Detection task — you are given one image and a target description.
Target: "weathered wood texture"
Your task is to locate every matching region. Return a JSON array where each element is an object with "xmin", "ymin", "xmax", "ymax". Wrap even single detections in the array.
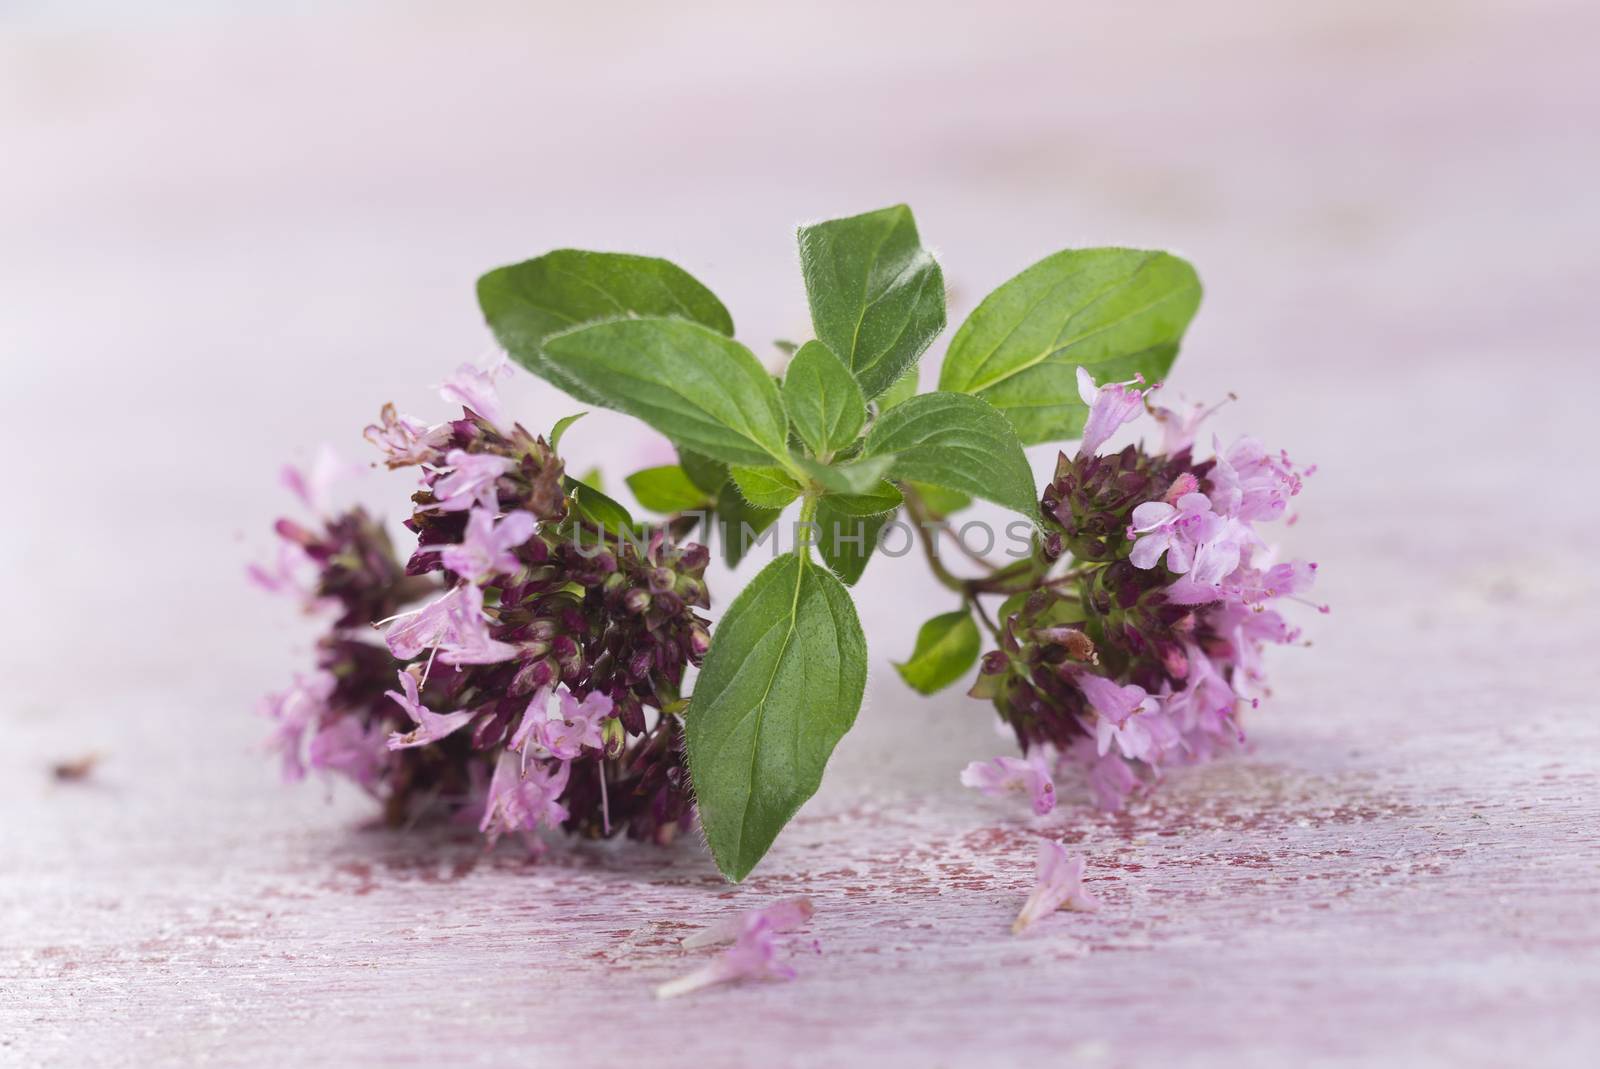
[{"xmin": 2, "ymin": 1, "xmax": 1597, "ymax": 1066}]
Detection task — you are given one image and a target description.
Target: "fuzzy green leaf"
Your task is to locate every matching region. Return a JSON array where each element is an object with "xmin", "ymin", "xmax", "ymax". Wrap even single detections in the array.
[
  {"xmin": 938, "ymin": 248, "xmax": 1201, "ymax": 445},
  {"xmin": 894, "ymin": 610, "xmax": 981, "ymax": 695},
  {"xmin": 730, "ymin": 465, "xmax": 803, "ymax": 510},
  {"xmin": 687, "ymin": 555, "xmax": 867, "ymax": 881},
  {"xmin": 478, "ymin": 250, "xmax": 732, "ymax": 384},
  {"xmin": 815, "ymin": 500, "xmax": 895, "ymax": 586},
  {"xmin": 876, "ymin": 365, "xmax": 920, "ymax": 412},
  {"xmin": 548, "ymin": 412, "xmax": 586, "ymax": 453},
  {"xmin": 714, "ymin": 493, "xmax": 782, "ymax": 568},
  {"xmin": 781, "ymin": 340, "xmax": 867, "ymax": 459},
  {"xmin": 816, "ymin": 481, "xmax": 902, "ymax": 517},
  {"xmin": 863, "ymin": 392, "xmax": 1037, "ymax": 518},
  {"xmin": 798, "ymin": 205, "xmax": 946, "ymax": 400},
  {"xmin": 564, "ymin": 476, "xmax": 636, "ymax": 533},
  {"xmin": 625, "ymin": 465, "xmax": 711, "ymax": 514},
  {"xmin": 795, "ymin": 454, "xmax": 897, "ymax": 497},
  {"xmin": 677, "ymin": 449, "xmax": 730, "ymax": 496},
  {"xmin": 906, "ymin": 481, "xmax": 971, "ymax": 519},
  {"xmin": 542, "ymin": 318, "xmax": 789, "ymax": 468}
]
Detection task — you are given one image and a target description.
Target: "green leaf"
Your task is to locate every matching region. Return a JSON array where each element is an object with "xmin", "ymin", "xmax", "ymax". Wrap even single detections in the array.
[
  {"xmin": 798, "ymin": 204, "xmax": 946, "ymax": 400},
  {"xmin": 686, "ymin": 555, "xmax": 867, "ymax": 881},
  {"xmin": 894, "ymin": 610, "xmax": 981, "ymax": 695},
  {"xmin": 795, "ymin": 454, "xmax": 897, "ymax": 497},
  {"xmin": 714, "ymin": 493, "xmax": 782, "ymax": 568},
  {"xmin": 781, "ymin": 340, "xmax": 866, "ymax": 459},
  {"xmin": 478, "ymin": 250, "xmax": 733, "ymax": 382},
  {"xmin": 906, "ymin": 480, "xmax": 971, "ymax": 519},
  {"xmin": 673, "ymin": 449, "xmax": 773, "ymax": 562},
  {"xmin": 730, "ymin": 465, "xmax": 803, "ymax": 510},
  {"xmin": 677, "ymin": 449, "xmax": 729, "ymax": 496},
  {"xmin": 817, "ymin": 480, "xmax": 902, "ymax": 517},
  {"xmin": 625, "ymin": 465, "xmax": 711, "ymax": 514},
  {"xmin": 863, "ymin": 392, "xmax": 1038, "ymax": 518},
  {"xmin": 542, "ymin": 318, "xmax": 790, "ymax": 468},
  {"xmin": 564, "ymin": 476, "xmax": 636, "ymax": 533},
  {"xmin": 938, "ymin": 248, "xmax": 1201, "ymax": 445},
  {"xmin": 815, "ymin": 500, "xmax": 895, "ymax": 586},
  {"xmin": 548, "ymin": 411, "xmax": 585, "ymax": 453},
  {"xmin": 876, "ymin": 365, "xmax": 919, "ymax": 412}
]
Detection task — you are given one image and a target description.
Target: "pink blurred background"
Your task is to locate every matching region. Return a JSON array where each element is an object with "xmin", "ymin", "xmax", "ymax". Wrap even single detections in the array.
[{"xmin": 3, "ymin": 2, "xmax": 1596, "ymax": 1064}]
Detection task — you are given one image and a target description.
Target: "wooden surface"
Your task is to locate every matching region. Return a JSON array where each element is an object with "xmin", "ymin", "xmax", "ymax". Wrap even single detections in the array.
[{"xmin": 3, "ymin": 1, "xmax": 1598, "ymax": 1065}]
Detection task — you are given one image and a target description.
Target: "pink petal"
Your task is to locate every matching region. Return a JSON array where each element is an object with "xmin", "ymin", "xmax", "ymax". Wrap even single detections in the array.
[{"xmin": 681, "ymin": 898, "xmax": 817, "ymax": 949}]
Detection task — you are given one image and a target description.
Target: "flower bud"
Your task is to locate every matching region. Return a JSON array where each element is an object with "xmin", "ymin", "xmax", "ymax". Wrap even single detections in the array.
[
  {"xmin": 471, "ymin": 704, "xmax": 512, "ymax": 750},
  {"xmin": 615, "ymin": 692, "xmax": 646, "ymax": 735},
  {"xmin": 628, "ymin": 648, "xmax": 654, "ymax": 682},
  {"xmin": 552, "ymin": 636, "xmax": 583, "ymax": 677},
  {"xmin": 1035, "ymin": 626, "xmax": 1095, "ymax": 662},
  {"xmin": 688, "ymin": 623, "xmax": 712, "ymax": 658},
  {"xmin": 602, "ymin": 716, "xmax": 626, "ymax": 757},
  {"xmin": 512, "ymin": 656, "xmax": 558, "ymax": 694}
]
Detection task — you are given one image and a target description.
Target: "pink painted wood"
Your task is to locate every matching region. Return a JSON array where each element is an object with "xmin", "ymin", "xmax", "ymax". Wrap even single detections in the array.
[{"xmin": 3, "ymin": 1, "xmax": 1598, "ymax": 1065}]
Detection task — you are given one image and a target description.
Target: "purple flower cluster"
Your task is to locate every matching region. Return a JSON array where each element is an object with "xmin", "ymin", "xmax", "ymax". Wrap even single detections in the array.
[
  {"xmin": 967, "ymin": 368, "xmax": 1324, "ymax": 813},
  {"xmin": 255, "ymin": 359, "xmax": 710, "ymax": 846}
]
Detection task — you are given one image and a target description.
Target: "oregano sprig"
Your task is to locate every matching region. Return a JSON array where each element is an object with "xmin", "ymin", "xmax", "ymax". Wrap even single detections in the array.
[{"xmin": 470, "ymin": 205, "xmax": 1205, "ymax": 880}]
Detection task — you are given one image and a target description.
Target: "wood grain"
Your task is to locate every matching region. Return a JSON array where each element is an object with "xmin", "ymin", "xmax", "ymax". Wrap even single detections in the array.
[{"xmin": 2, "ymin": 1, "xmax": 1597, "ymax": 1065}]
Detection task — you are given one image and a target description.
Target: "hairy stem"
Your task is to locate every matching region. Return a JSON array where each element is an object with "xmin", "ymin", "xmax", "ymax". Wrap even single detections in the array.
[{"xmin": 796, "ymin": 494, "xmax": 819, "ymax": 562}]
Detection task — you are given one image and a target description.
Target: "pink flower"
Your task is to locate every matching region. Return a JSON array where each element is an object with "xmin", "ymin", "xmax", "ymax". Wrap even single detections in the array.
[
  {"xmin": 1149, "ymin": 402, "xmax": 1207, "ymax": 454},
  {"xmin": 508, "ymin": 686, "xmax": 614, "ymax": 761},
  {"xmin": 1167, "ymin": 556, "xmax": 1321, "ymax": 610},
  {"xmin": 1208, "ymin": 435, "xmax": 1305, "ymax": 522},
  {"xmin": 382, "ymin": 584, "xmax": 470, "ymax": 658},
  {"xmin": 1013, "ymin": 840, "xmax": 1100, "ymax": 934},
  {"xmin": 1060, "ymin": 737, "xmax": 1143, "ymax": 811},
  {"xmin": 440, "ymin": 508, "xmax": 536, "ymax": 582},
  {"xmin": 1162, "ymin": 646, "xmax": 1243, "ymax": 741},
  {"xmin": 1128, "ymin": 493, "xmax": 1253, "ymax": 588},
  {"xmin": 960, "ymin": 750, "xmax": 1057, "ymax": 815},
  {"xmin": 1206, "ymin": 602, "xmax": 1303, "ymax": 689},
  {"xmin": 681, "ymin": 898, "xmax": 816, "ymax": 950},
  {"xmin": 260, "ymin": 671, "xmax": 337, "ymax": 783},
  {"xmin": 507, "ymin": 687, "xmax": 552, "ymax": 757},
  {"xmin": 540, "ymin": 689, "xmax": 613, "ymax": 759},
  {"xmin": 430, "ymin": 450, "xmax": 514, "ymax": 513},
  {"xmin": 1076, "ymin": 366, "xmax": 1149, "ymax": 458},
  {"xmin": 1078, "ymin": 673, "xmax": 1173, "ymax": 762},
  {"xmin": 1258, "ymin": 560, "xmax": 1318, "ymax": 600},
  {"xmin": 280, "ymin": 446, "xmax": 357, "ymax": 514},
  {"xmin": 1087, "ymin": 748, "xmax": 1142, "ymax": 811},
  {"xmin": 1127, "ymin": 492, "xmax": 1214, "ymax": 573},
  {"xmin": 1148, "ymin": 392, "xmax": 1234, "ymax": 455},
  {"xmin": 246, "ymin": 542, "xmax": 318, "ymax": 604},
  {"xmin": 363, "ymin": 403, "xmax": 447, "ymax": 468},
  {"xmin": 384, "ymin": 668, "xmax": 478, "ymax": 750},
  {"xmin": 479, "ymin": 752, "xmax": 570, "ymax": 846},
  {"xmin": 307, "ymin": 716, "xmax": 388, "ymax": 789},
  {"xmin": 656, "ymin": 915, "xmax": 799, "ymax": 999},
  {"xmin": 439, "ymin": 357, "xmax": 511, "ymax": 431},
  {"xmin": 381, "ymin": 584, "xmax": 519, "ymax": 665}
]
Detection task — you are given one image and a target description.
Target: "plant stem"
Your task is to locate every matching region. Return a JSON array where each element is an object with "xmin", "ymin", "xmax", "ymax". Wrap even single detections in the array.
[
  {"xmin": 796, "ymin": 494, "xmax": 819, "ymax": 562},
  {"xmin": 970, "ymin": 595, "xmax": 1001, "ymax": 640},
  {"xmin": 938, "ymin": 521, "xmax": 1001, "ymax": 571}
]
